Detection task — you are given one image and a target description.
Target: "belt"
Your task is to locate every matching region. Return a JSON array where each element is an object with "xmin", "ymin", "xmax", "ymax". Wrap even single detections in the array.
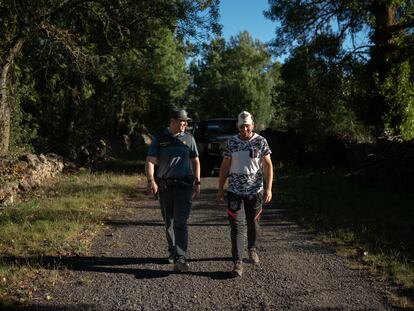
[
  {"xmin": 158, "ymin": 177, "xmax": 186, "ymax": 182},
  {"xmin": 156, "ymin": 177, "xmax": 193, "ymax": 189}
]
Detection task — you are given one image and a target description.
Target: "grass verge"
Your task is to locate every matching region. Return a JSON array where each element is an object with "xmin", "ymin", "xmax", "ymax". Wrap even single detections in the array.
[
  {"xmin": 276, "ymin": 167, "xmax": 414, "ymax": 309},
  {"xmin": 0, "ymin": 149, "xmax": 148, "ymax": 306}
]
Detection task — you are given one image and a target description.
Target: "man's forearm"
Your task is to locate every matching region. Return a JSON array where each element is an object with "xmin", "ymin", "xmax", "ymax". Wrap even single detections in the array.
[
  {"xmin": 218, "ymin": 158, "xmax": 231, "ymax": 191},
  {"xmin": 264, "ymin": 170, "xmax": 273, "ymax": 191},
  {"xmin": 263, "ymin": 156, "xmax": 273, "ymax": 191},
  {"xmin": 218, "ymin": 175, "xmax": 227, "ymax": 191},
  {"xmin": 145, "ymin": 159, "xmax": 156, "ymax": 181},
  {"xmin": 191, "ymin": 157, "xmax": 201, "ymax": 181}
]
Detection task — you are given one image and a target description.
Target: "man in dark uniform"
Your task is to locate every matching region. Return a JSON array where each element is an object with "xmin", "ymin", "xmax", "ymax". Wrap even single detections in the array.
[{"xmin": 145, "ymin": 109, "xmax": 201, "ymax": 272}]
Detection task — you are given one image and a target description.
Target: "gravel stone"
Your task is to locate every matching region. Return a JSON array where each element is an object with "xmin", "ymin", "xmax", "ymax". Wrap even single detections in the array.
[{"xmin": 22, "ymin": 177, "xmax": 391, "ymax": 310}]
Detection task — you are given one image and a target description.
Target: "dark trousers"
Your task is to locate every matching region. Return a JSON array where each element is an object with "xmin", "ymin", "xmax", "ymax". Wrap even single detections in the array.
[
  {"xmin": 159, "ymin": 185, "xmax": 193, "ymax": 259},
  {"xmin": 227, "ymin": 191, "xmax": 263, "ymax": 262}
]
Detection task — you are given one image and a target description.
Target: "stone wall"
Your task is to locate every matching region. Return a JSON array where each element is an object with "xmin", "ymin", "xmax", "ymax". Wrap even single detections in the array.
[{"xmin": 0, "ymin": 154, "xmax": 65, "ymax": 205}]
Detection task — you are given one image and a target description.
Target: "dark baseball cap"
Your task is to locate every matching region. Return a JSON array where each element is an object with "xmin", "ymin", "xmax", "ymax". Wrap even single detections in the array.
[{"xmin": 170, "ymin": 109, "xmax": 191, "ymax": 121}]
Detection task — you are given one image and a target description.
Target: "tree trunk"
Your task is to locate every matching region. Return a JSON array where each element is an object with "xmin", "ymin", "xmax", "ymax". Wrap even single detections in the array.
[
  {"xmin": 367, "ymin": 1, "xmax": 398, "ymax": 133},
  {"xmin": 370, "ymin": 1, "xmax": 397, "ymax": 82},
  {"xmin": 0, "ymin": 39, "xmax": 24, "ymax": 156},
  {"xmin": 0, "ymin": 105, "xmax": 11, "ymax": 157}
]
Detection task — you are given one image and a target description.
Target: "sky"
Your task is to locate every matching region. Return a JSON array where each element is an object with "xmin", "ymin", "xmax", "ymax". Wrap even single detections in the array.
[
  {"xmin": 219, "ymin": 0, "xmax": 276, "ymax": 44},
  {"xmin": 218, "ymin": 1, "xmax": 369, "ymax": 63}
]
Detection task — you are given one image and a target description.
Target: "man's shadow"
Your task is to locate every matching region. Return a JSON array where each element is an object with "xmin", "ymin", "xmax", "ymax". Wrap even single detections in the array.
[{"xmin": 0, "ymin": 255, "xmax": 234, "ymax": 280}]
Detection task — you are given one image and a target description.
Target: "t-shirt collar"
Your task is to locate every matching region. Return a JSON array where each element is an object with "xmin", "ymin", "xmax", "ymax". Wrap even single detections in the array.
[{"xmin": 237, "ymin": 132, "xmax": 256, "ymax": 141}]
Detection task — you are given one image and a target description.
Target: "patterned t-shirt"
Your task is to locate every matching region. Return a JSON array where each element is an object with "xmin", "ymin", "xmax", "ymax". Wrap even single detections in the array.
[{"xmin": 223, "ymin": 133, "xmax": 272, "ymax": 196}]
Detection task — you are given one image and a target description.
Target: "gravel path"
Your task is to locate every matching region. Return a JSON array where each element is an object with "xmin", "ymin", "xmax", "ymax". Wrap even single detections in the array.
[{"xmin": 24, "ymin": 177, "xmax": 391, "ymax": 310}]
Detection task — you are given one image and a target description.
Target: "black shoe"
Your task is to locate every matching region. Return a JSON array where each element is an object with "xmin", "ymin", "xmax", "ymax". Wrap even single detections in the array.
[
  {"xmin": 168, "ymin": 253, "xmax": 174, "ymax": 264},
  {"xmin": 174, "ymin": 256, "xmax": 189, "ymax": 272}
]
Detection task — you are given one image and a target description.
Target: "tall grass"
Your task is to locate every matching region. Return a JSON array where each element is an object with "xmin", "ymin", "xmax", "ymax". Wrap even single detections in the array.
[{"xmin": 276, "ymin": 167, "xmax": 414, "ymax": 290}]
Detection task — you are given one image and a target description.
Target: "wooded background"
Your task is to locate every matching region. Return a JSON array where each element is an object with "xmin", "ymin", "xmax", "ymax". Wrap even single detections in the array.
[{"xmin": 1, "ymin": 0, "xmax": 413, "ymax": 163}]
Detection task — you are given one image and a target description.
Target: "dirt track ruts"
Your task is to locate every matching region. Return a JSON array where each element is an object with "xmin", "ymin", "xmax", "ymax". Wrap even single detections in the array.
[{"xmin": 21, "ymin": 177, "xmax": 391, "ymax": 310}]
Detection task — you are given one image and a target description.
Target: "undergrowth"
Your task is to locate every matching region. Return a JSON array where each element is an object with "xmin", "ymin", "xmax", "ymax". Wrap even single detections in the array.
[{"xmin": 276, "ymin": 167, "xmax": 414, "ymax": 308}]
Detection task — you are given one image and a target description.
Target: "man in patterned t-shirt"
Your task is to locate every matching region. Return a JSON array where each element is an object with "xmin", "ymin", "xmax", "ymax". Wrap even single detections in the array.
[{"xmin": 217, "ymin": 111, "xmax": 273, "ymax": 277}]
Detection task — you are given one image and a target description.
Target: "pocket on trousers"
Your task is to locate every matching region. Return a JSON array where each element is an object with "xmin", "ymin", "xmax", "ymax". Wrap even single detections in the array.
[{"xmin": 227, "ymin": 192, "xmax": 242, "ymax": 212}]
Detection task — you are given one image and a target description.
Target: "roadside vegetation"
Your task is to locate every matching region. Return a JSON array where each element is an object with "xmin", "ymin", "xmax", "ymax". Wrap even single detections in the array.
[
  {"xmin": 0, "ymin": 150, "xmax": 147, "ymax": 306},
  {"xmin": 276, "ymin": 167, "xmax": 414, "ymax": 308},
  {"xmin": 0, "ymin": 149, "xmax": 412, "ymax": 308},
  {"xmin": 0, "ymin": 1, "xmax": 413, "ymax": 308}
]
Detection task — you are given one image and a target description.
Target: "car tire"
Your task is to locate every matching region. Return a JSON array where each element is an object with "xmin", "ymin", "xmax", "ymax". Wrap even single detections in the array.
[{"xmin": 201, "ymin": 157, "xmax": 214, "ymax": 177}]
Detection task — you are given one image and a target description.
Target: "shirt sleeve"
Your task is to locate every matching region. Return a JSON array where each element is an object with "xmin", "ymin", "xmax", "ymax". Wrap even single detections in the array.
[
  {"xmin": 261, "ymin": 137, "xmax": 272, "ymax": 157},
  {"xmin": 189, "ymin": 136, "xmax": 199, "ymax": 158},
  {"xmin": 147, "ymin": 135, "xmax": 159, "ymax": 157},
  {"xmin": 223, "ymin": 138, "xmax": 232, "ymax": 158}
]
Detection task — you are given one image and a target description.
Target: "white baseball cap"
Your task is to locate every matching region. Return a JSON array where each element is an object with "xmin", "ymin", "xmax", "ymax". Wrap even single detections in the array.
[{"xmin": 237, "ymin": 111, "xmax": 254, "ymax": 126}]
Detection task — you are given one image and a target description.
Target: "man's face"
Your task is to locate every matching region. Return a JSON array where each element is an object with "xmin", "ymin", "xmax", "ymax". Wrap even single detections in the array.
[
  {"xmin": 238, "ymin": 123, "xmax": 254, "ymax": 139},
  {"xmin": 170, "ymin": 118, "xmax": 188, "ymax": 134}
]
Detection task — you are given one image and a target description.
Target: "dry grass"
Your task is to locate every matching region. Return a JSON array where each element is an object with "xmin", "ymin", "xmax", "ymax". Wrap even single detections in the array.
[{"xmin": 0, "ymin": 169, "xmax": 147, "ymax": 305}]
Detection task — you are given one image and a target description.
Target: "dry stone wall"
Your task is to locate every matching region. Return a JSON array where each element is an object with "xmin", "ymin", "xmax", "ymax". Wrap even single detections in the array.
[{"xmin": 0, "ymin": 154, "xmax": 65, "ymax": 205}]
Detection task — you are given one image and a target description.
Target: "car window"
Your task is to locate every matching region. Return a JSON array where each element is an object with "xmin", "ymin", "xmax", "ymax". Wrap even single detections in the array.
[{"xmin": 205, "ymin": 120, "xmax": 237, "ymax": 135}]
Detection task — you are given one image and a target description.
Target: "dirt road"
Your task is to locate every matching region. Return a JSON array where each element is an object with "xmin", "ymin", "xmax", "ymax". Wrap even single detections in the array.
[{"xmin": 22, "ymin": 177, "xmax": 391, "ymax": 310}]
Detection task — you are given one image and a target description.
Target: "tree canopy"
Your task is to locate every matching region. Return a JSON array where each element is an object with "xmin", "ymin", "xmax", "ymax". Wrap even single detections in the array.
[
  {"xmin": 190, "ymin": 31, "xmax": 279, "ymax": 129},
  {"xmin": 1, "ymin": 0, "xmax": 413, "ymax": 160},
  {"xmin": 265, "ymin": 0, "xmax": 414, "ymax": 139},
  {"xmin": 0, "ymin": 0, "xmax": 220, "ymax": 155}
]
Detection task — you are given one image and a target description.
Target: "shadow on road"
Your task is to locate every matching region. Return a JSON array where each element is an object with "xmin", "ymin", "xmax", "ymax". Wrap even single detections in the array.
[{"xmin": 0, "ymin": 254, "xmax": 234, "ymax": 282}]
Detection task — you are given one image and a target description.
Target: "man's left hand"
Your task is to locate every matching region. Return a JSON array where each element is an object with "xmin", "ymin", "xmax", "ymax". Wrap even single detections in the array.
[
  {"xmin": 263, "ymin": 189, "xmax": 272, "ymax": 204},
  {"xmin": 193, "ymin": 184, "xmax": 201, "ymax": 198}
]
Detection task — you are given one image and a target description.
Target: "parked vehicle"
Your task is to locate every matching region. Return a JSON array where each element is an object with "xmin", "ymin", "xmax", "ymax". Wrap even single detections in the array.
[{"xmin": 192, "ymin": 118, "xmax": 238, "ymax": 176}]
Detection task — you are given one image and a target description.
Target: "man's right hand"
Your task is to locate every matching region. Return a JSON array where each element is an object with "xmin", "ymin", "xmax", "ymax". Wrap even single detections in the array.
[{"xmin": 216, "ymin": 189, "xmax": 225, "ymax": 204}]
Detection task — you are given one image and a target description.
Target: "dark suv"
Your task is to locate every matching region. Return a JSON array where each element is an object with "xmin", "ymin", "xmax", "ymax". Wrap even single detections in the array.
[{"xmin": 192, "ymin": 118, "xmax": 238, "ymax": 176}]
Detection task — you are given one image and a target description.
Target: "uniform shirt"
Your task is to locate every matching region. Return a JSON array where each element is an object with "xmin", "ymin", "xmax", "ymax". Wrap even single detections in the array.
[
  {"xmin": 223, "ymin": 133, "xmax": 271, "ymax": 196},
  {"xmin": 147, "ymin": 128, "xmax": 199, "ymax": 179}
]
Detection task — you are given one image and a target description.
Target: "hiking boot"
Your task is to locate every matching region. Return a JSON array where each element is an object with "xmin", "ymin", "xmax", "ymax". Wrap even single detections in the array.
[
  {"xmin": 232, "ymin": 260, "xmax": 243, "ymax": 277},
  {"xmin": 174, "ymin": 256, "xmax": 189, "ymax": 272},
  {"xmin": 248, "ymin": 249, "xmax": 259, "ymax": 264}
]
